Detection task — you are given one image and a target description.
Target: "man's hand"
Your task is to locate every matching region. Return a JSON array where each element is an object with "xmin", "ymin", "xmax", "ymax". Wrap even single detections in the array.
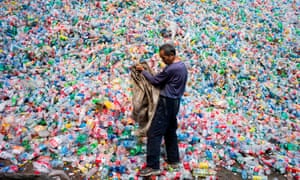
[{"xmin": 135, "ymin": 64, "xmax": 144, "ymax": 71}]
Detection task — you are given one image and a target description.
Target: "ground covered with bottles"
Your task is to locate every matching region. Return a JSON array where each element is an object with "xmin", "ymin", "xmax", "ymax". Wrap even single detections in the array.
[{"xmin": 0, "ymin": 0, "xmax": 299, "ymax": 179}]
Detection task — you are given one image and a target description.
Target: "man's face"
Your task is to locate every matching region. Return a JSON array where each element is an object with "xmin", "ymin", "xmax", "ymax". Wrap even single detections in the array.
[{"xmin": 159, "ymin": 50, "xmax": 175, "ymax": 65}]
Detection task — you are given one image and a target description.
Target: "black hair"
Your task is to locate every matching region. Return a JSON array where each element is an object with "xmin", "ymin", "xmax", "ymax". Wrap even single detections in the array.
[{"xmin": 159, "ymin": 43, "xmax": 176, "ymax": 56}]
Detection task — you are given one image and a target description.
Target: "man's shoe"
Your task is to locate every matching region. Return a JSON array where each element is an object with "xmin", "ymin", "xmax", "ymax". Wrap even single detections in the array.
[{"xmin": 139, "ymin": 167, "xmax": 161, "ymax": 176}]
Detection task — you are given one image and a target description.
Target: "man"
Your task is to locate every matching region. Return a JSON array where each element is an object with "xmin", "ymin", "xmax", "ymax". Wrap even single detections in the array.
[{"xmin": 136, "ymin": 43, "xmax": 188, "ymax": 176}]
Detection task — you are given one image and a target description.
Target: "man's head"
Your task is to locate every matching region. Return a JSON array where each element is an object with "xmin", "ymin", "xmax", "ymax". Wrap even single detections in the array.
[{"xmin": 159, "ymin": 43, "xmax": 176, "ymax": 65}]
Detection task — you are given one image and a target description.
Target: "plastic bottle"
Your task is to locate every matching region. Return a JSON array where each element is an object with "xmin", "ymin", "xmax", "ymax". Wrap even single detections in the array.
[
  {"xmin": 76, "ymin": 134, "xmax": 88, "ymax": 145},
  {"xmin": 0, "ymin": 165, "xmax": 18, "ymax": 173},
  {"xmin": 241, "ymin": 169, "xmax": 248, "ymax": 180},
  {"xmin": 50, "ymin": 159, "xmax": 64, "ymax": 168},
  {"xmin": 85, "ymin": 166, "xmax": 98, "ymax": 178},
  {"xmin": 0, "ymin": 151, "xmax": 18, "ymax": 164},
  {"xmin": 182, "ymin": 167, "xmax": 193, "ymax": 179},
  {"xmin": 32, "ymin": 161, "xmax": 51, "ymax": 173},
  {"xmin": 252, "ymin": 175, "xmax": 268, "ymax": 180}
]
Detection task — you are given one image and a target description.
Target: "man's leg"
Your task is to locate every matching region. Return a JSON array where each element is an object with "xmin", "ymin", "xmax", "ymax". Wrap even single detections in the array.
[
  {"xmin": 164, "ymin": 123, "xmax": 180, "ymax": 164},
  {"xmin": 146, "ymin": 98, "xmax": 168, "ymax": 170},
  {"xmin": 164, "ymin": 99, "xmax": 180, "ymax": 164}
]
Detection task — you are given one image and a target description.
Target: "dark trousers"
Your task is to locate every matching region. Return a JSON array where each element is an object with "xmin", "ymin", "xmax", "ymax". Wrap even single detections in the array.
[{"xmin": 146, "ymin": 95, "xmax": 180, "ymax": 169}]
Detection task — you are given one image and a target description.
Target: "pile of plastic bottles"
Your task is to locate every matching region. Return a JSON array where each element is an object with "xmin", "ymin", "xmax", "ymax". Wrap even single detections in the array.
[{"xmin": 0, "ymin": 0, "xmax": 299, "ymax": 179}]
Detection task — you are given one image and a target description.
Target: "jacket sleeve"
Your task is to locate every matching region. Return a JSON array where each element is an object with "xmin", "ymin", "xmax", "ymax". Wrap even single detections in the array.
[{"xmin": 141, "ymin": 69, "xmax": 169, "ymax": 87}]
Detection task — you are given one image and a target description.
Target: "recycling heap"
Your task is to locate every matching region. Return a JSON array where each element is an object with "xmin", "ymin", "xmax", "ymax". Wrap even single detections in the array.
[{"xmin": 0, "ymin": 0, "xmax": 299, "ymax": 179}]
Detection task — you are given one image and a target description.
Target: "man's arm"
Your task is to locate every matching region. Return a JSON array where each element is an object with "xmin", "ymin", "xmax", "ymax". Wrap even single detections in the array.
[{"xmin": 141, "ymin": 70, "xmax": 169, "ymax": 87}]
